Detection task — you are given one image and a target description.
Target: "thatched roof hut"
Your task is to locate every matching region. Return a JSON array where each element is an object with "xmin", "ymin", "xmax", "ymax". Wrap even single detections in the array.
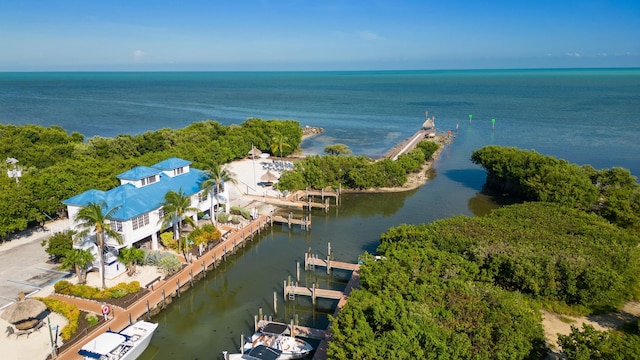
[{"xmin": 1, "ymin": 294, "xmax": 47, "ymax": 330}]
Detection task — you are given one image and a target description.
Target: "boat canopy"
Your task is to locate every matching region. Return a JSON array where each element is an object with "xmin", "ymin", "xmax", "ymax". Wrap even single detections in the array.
[
  {"xmin": 246, "ymin": 345, "xmax": 282, "ymax": 360},
  {"xmin": 78, "ymin": 332, "xmax": 127, "ymax": 358},
  {"xmin": 260, "ymin": 322, "xmax": 288, "ymax": 335}
]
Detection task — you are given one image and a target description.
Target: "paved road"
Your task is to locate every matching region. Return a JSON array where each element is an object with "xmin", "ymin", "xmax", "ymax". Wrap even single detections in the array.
[{"xmin": 0, "ymin": 220, "xmax": 71, "ymax": 309}]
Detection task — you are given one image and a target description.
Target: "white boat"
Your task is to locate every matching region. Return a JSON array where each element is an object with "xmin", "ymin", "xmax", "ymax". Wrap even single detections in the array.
[
  {"xmin": 78, "ymin": 320, "xmax": 158, "ymax": 360},
  {"xmin": 242, "ymin": 323, "xmax": 313, "ymax": 360},
  {"xmin": 224, "ymin": 344, "xmax": 282, "ymax": 360}
]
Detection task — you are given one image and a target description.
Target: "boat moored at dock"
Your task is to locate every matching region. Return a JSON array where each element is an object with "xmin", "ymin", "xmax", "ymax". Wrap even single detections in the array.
[
  {"xmin": 223, "ymin": 344, "xmax": 283, "ymax": 360},
  {"xmin": 78, "ymin": 320, "xmax": 158, "ymax": 360},
  {"xmin": 242, "ymin": 322, "xmax": 313, "ymax": 359}
]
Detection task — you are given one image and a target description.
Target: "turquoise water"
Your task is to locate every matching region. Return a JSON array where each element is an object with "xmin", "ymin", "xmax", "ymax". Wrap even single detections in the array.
[
  {"xmin": 1, "ymin": 69, "xmax": 639, "ymax": 174},
  {"xmin": 1, "ymin": 69, "xmax": 639, "ymax": 358}
]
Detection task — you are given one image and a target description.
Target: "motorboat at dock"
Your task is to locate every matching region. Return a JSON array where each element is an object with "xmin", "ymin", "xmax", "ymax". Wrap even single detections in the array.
[
  {"xmin": 242, "ymin": 322, "xmax": 313, "ymax": 359},
  {"xmin": 78, "ymin": 320, "xmax": 158, "ymax": 360},
  {"xmin": 223, "ymin": 344, "xmax": 282, "ymax": 360}
]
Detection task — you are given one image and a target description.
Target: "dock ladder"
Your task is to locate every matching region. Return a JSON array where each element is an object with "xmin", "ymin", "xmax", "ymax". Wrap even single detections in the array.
[{"xmin": 288, "ymin": 282, "xmax": 296, "ymax": 301}]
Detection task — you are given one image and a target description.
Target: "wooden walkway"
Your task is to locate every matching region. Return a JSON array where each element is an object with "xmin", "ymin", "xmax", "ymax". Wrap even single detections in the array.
[
  {"xmin": 283, "ymin": 282, "xmax": 343, "ymax": 304},
  {"xmin": 51, "ymin": 215, "xmax": 273, "ymax": 360},
  {"xmin": 290, "ymin": 188, "xmax": 340, "ymax": 212},
  {"xmin": 271, "ymin": 213, "xmax": 311, "ymax": 230},
  {"xmin": 313, "ymin": 266, "xmax": 361, "ymax": 360},
  {"xmin": 305, "ymin": 256, "xmax": 359, "ymax": 272}
]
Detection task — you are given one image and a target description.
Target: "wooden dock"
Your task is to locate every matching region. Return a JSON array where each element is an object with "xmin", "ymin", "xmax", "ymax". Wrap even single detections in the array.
[
  {"xmin": 283, "ymin": 281, "xmax": 343, "ymax": 304},
  {"xmin": 289, "ymin": 188, "xmax": 340, "ymax": 212},
  {"xmin": 304, "ymin": 242, "xmax": 359, "ymax": 274},
  {"xmin": 271, "ymin": 213, "xmax": 311, "ymax": 230},
  {"xmin": 305, "ymin": 255, "xmax": 359, "ymax": 273}
]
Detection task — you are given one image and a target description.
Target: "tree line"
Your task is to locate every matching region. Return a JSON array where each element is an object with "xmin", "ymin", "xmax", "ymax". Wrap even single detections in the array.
[
  {"xmin": 0, "ymin": 119, "xmax": 302, "ymax": 238},
  {"xmin": 276, "ymin": 140, "xmax": 440, "ymax": 191},
  {"xmin": 471, "ymin": 145, "xmax": 640, "ymax": 232},
  {"xmin": 328, "ymin": 146, "xmax": 640, "ymax": 359}
]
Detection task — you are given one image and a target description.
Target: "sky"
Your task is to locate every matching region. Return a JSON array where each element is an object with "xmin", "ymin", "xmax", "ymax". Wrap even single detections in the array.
[{"xmin": 1, "ymin": 0, "xmax": 639, "ymax": 71}]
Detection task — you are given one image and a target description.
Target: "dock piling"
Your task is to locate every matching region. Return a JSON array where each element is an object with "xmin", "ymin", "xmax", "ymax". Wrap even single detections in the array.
[{"xmin": 273, "ymin": 291, "xmax": 278, "ymax": 315}]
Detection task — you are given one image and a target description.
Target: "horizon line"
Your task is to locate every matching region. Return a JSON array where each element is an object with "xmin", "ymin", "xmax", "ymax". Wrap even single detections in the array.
[{"xmin": 1, "ymin": 66, "xmax": 639, "ymax": 74}]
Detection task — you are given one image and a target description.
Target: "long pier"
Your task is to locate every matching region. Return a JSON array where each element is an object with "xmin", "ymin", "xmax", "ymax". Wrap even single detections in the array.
[{"xmin": 385, "ymin": 129, "xmax": 428, "ymax": 160}]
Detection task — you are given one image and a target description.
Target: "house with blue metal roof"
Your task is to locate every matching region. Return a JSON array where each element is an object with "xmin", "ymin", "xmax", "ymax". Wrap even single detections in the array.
[{"xmin": 63, "ymin": 157, "xmax": 229, "ymax": 279}]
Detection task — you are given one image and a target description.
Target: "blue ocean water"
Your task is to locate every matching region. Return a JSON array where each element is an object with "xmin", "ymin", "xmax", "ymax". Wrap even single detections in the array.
[
  {"xmin": 1, "ymin": 69, "xmax": 639, "ymax": 175},
  {"xmin": 2, "ymin": 69, "xmax": 639, "ymax": 358}
]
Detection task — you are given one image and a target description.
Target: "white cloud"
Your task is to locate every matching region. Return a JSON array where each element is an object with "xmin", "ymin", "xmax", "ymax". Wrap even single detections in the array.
[
  {"xmin": 133, "ymin": 49, "xmax": 145, "ymax": 60},
  {"xmin": 566, "ymin": 52, "xmax": 581, "ymax": 57},
  {"xmin": 357, "ymin": 31, "xmax": 383, "ymax": 41}
]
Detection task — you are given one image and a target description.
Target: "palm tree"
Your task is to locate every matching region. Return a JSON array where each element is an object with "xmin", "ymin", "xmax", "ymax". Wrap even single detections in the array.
[
  {"xmin": 117, "ymin": 247, "xmax": 145, "ymax": 276},
  {"xmin": 60, "ymin": 248, "xmax": 94, "ymax": 284},
  {"xmin": 271, "ymin": 133, "xmax": 292, "ymax": 159},
  {"xmin": 159, "ymin": 189, "xmax": 199, "ymax": 255},
  {"xmin": 200, "ymin": 163, "xmax": 236, "ymax": 217},
  {"xmin": 74, "ymin": 201, "xmax": 122, "ymax": 289}
]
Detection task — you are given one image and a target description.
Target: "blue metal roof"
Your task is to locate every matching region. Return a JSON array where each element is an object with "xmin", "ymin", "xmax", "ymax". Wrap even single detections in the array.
[
  {"xmin": 153, "ymin": 157, "xmax": 191, "ymax": 170},
  {"xmin": 63, "ymin": 158, "xmax": 208, "ymax": 221},
  {"xmin": 116, "ymin": 166, "xmax": 161, "ymax": 181}
]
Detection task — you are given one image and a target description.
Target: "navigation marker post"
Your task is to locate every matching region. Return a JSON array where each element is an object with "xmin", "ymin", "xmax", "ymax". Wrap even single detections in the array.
[
  {"xmin": 491, "ymin": 118, "xmax": 495, "ymax": 131},
  {"xmin": 469, "ymin": 114, "xmax": 473, "ymax": 124}
]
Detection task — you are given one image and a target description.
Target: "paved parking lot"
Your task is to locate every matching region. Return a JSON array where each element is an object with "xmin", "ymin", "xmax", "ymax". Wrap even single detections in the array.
[{"xmin": 0, "ymin": 220, "xmax": 71, "ymax": 309}]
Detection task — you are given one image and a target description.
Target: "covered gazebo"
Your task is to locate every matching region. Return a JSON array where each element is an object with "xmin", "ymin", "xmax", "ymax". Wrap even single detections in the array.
[
  {"xmin": 248, "ymin": 146, "xmax": 262, "ymax": 158},
  {"xmin": 1, "ymin": 294, "xmax": 48, "ymax": 330}
]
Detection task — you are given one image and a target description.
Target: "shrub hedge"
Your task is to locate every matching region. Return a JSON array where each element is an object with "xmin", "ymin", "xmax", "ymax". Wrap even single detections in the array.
[
  {"xmin": 37, "ymin": 297, "xmax": 80, "ymax": 340},
  {"xmin": 54, "ymin": 280, "xmax": 141, "ymax": 300}
]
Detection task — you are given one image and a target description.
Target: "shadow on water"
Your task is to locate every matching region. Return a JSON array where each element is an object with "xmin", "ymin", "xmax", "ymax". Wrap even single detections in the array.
[
  {"xmin": 339, "ymin": 189, "xmax": 419, "ymax": 218},
  {"xmin": 468, "ymin": 185, "xmax": 525, "ymax": 216},
  {"xmin": 443, "ymin": 168, "xmax": 487, "ymax": 191}
]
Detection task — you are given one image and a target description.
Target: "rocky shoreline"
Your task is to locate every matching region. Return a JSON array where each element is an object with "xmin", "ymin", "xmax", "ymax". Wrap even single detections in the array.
[{"xmin": 301, "ymin": 125, "xmax": 323, "ymax": 140}]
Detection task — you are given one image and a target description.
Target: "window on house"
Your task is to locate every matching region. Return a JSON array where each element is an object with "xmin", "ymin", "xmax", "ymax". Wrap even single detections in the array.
[
  {"xmin": 131, "ymin": 213, "xmax": 150, "ymax": 230},
  {"xmin": 111, "ymin": 220, "xmax": 123, "ymax": 233},
  {"xmin": 174, "ymin": 167, "xmax": 184, "ymax": 176},
  {"xmin": 141, "ymin": 178, "xmax": 146, "ymax": 186},
  {"xmin": 199, "ymin": 192, "xmax": 208, "ymax": 202},
  {"xmin": 147, "ymin": 175, "xmax": 157, "ymax": 184}
]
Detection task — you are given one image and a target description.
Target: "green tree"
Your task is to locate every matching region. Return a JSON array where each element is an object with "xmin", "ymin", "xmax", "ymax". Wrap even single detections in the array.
[
  {"xmin": 74, "ymin": 201, "xmax": 123, "ymax": 289},
  {"xmin": 200, "ymin": 163, "xmax": 236, "ymax": 218},
  {"xmin": 558, "ymin": 324, "xmax": 610, "ymax": 360},
  {"xmin": 117, "ymin": 247, "xmax": 145, "ymax": 276},
  {"xmin": 324, "ymin": 143, "xmax": 351, "ymax": 156},
  {"xmin": 60, "ymin": 248, "xmax": 94, "ymax": 284},
  {"xmin": 159, "ymin": 189, "xmax": 199, "ymax": 255},
  {"xmin": 41, "ymin": 230, "xmax": 75, "ymax": 262},
  {"xmin": 271, "ymin": 132, "xmax": 292, "ymax": 158}
]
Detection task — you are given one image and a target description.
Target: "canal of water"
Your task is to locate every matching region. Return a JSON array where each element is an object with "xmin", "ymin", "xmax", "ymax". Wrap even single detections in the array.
[{"xmin": 139, "ymin": 130, "xmax": 502, "ymax": 359}]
